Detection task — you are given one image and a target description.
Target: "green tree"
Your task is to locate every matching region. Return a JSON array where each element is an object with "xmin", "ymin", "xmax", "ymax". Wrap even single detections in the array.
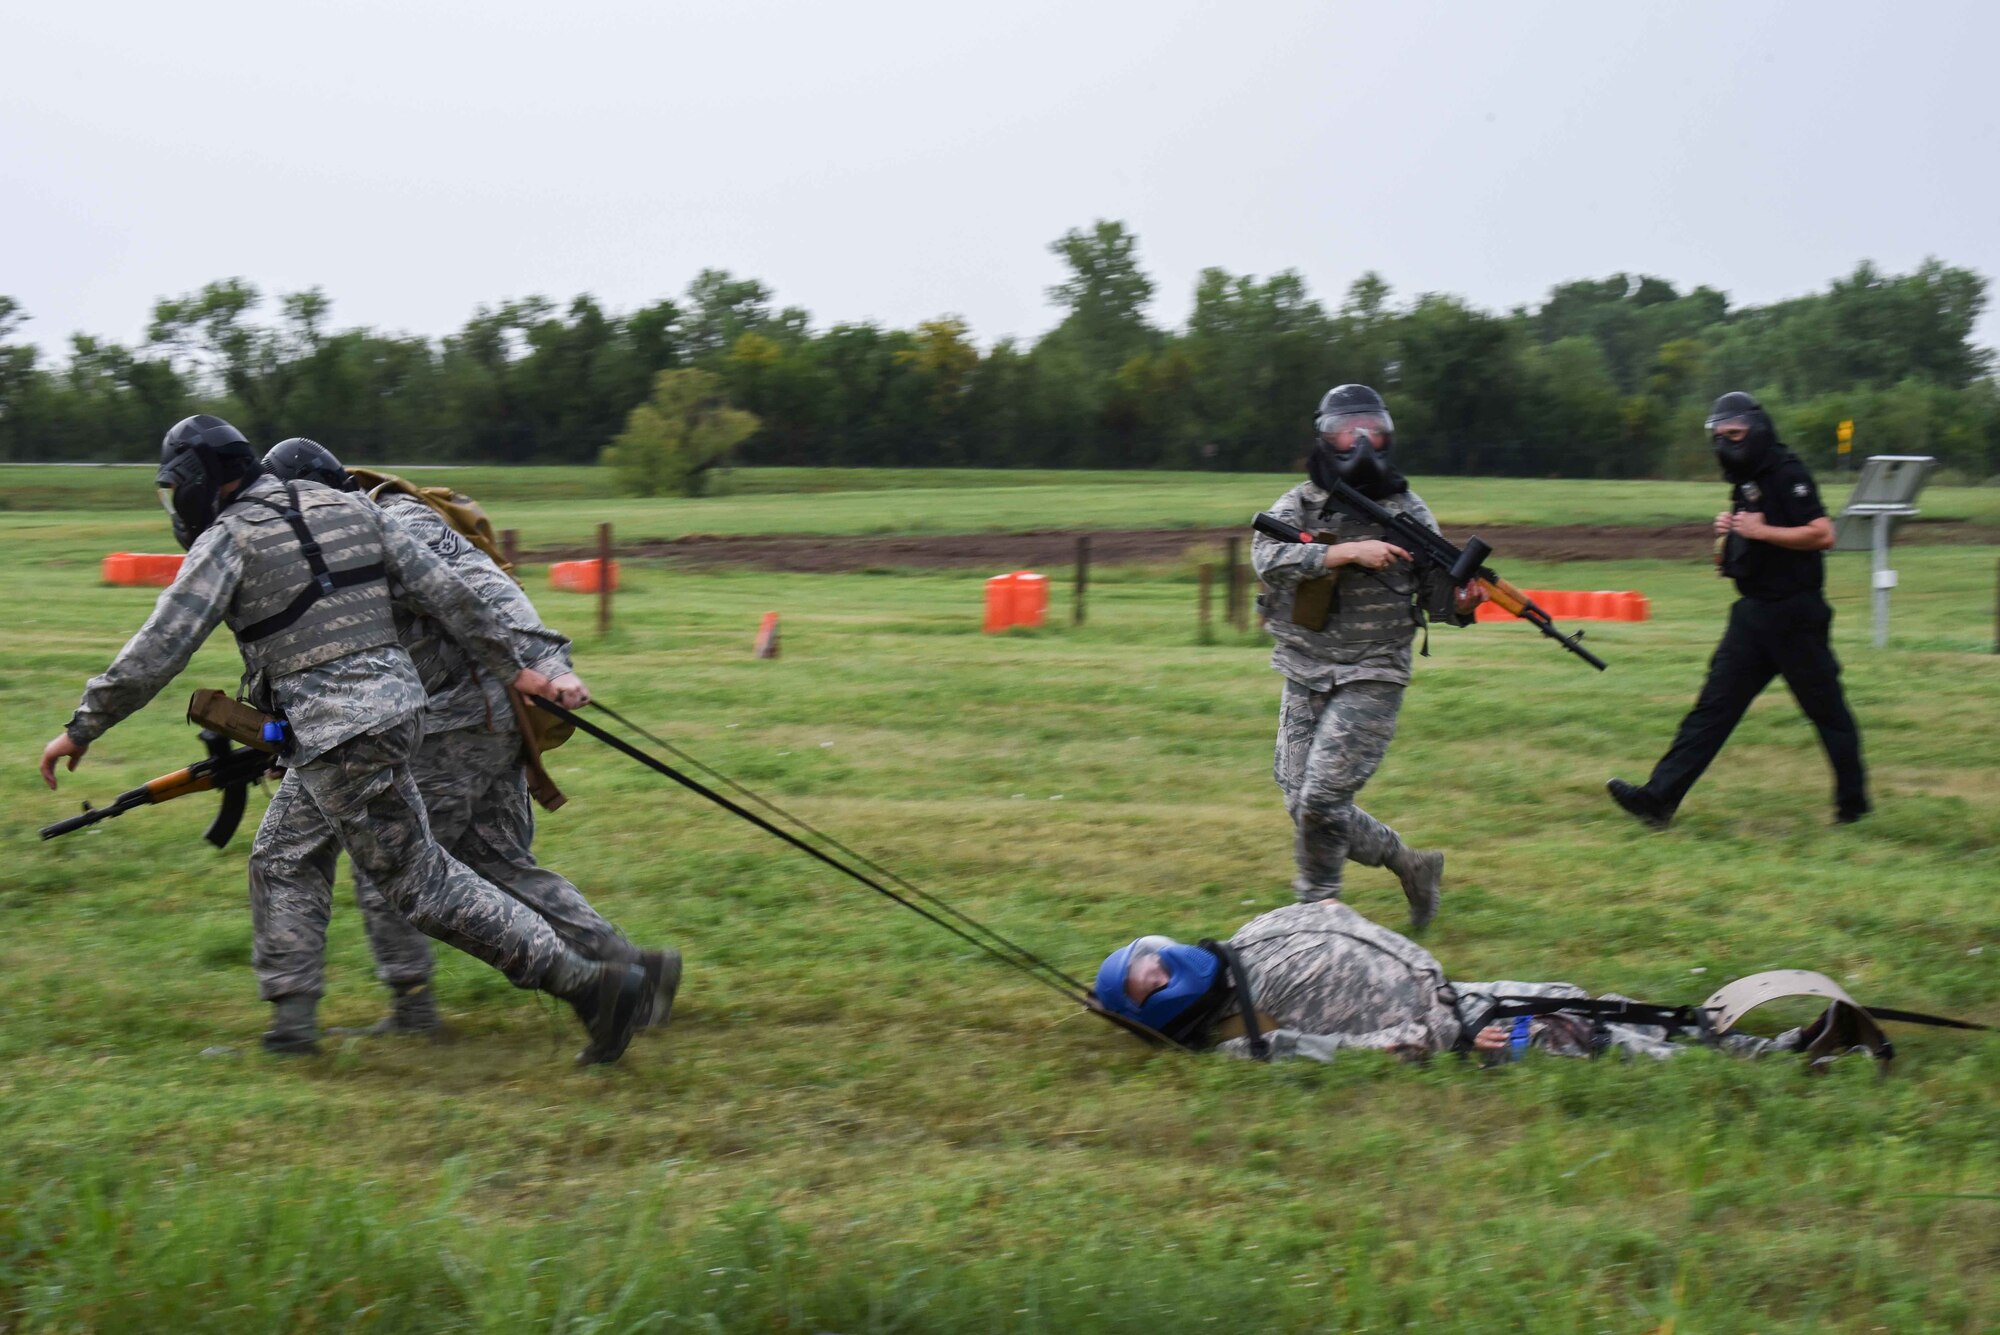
[{"xmin": 601, "ymin": 368, "xmax": 759, "ymax": 496}]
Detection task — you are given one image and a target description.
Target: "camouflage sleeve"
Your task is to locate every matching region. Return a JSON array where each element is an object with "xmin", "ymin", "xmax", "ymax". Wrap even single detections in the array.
[
  {"xmin": 386, "ymin": 501, "xmax": 572, "ymax": 677},
  {"xmin": 376, "ymin": 510, "xmax": 525, "ymax": 683},
  {"xmin": 66, "ymin": 525, "xmax": 242, "ymax": 743},
  {"xmin": 1400, "ymin": 493, "xmax": 1475, "ymax": 627},
  {"xmin": 1251, "ymin": 488, "xmax": 1329, "ymax": 589},
  {"xmin": 1215, "ymin": 1021, "xmax": 1435, "ymax": 1063}
]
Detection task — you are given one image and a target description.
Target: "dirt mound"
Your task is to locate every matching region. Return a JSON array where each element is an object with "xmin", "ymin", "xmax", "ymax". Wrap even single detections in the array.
[{"xmin": 526, "ymin": 518, "xmax": 1998, "ymax": 572}]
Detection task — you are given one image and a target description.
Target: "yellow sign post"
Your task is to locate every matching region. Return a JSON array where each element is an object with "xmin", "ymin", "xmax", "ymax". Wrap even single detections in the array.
[{"xmin": 1837, "ymin": 419, "xmax": 1854, "ymax": 468}]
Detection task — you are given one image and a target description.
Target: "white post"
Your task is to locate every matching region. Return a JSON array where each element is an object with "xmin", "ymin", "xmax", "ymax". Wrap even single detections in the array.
[{"xmin": 1870, "ymin": 512, "xmax": 1895, "ymax": 648}]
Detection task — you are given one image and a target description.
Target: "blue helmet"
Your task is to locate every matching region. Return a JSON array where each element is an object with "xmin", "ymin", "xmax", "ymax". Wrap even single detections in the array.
[{"xmin": 1093, "ymin": 936, "xmax": 1221, "ymax": 1032}]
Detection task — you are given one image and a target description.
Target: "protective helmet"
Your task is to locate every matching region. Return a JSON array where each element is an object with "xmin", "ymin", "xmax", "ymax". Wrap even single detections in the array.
[
  {"xmin": 1093, "ymin": 935, "xmax": 1221, "ymax": 1031},
  {"xmin": 1309, "ymin": 383, "xmax": 1400, "ymax": 496},
  {"xmin": 1705, "ymin": 390, "xmax": 1779, "ymax": 479},
  {"xmin": 264, "ymin": 437, "xmax": 356, "ymax": 491},
  {"xmin": 156, "ymin": 415, "xmax": 263, "ymax": 550}
]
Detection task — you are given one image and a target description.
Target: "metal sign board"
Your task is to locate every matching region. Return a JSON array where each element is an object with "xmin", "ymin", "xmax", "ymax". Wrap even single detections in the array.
[
  {"xmin": 1832, "ymin": 454, "xmax": 1936, "ymax": 550},
  {"xmin": 1830, "ymin": 455, "xmax": 1936, "ymax": 647}
]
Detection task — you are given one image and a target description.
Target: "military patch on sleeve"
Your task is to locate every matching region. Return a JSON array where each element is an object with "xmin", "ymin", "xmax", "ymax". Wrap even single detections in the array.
[
  {"xmin": 429, "ymin": 525, "xmax": 466, "ymax": 559},
  {"xmin": 1794, "ymin": 482, "xmax": 1810, "ymax": 497}
]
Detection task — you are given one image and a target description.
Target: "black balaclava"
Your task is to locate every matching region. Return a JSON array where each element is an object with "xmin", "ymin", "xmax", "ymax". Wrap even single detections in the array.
[
  {"xmin": 156, "ymin": 415, "xmax": 264, "ymax": 550},
  {"xmin": 1308, "ymin": 383, "xmax": 1408, "ymax": 499},
  {"xmin": 264, "ymin": 437, "xmax": 358, "ymax": 492},
  {"xmin": 1707, "ymin": 391, "xmax": 1781, "ymax": 482}
]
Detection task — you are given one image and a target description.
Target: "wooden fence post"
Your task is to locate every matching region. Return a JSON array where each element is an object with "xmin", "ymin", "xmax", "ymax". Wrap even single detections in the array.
[
  {"xmin": 501, "ymin": 528, "xmax": 519, "ymax": 571},
  {"xmin": 1223, "ymin": 537, "xmax": 1241, "ymax": 629},
  {"xmin": 1198, "ymin": 563, "xmax": 1213, "ymax": 640},
  {"xmin": 597, "ymin": 521, "xmax": 613, "ymax": 636},
  {"xmin": 1073, "ymin": 536, "xmax": 1090, "ymax": 626}
]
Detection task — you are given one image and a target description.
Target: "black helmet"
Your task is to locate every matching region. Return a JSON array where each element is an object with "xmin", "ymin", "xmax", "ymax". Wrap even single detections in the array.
[
  {"xmin": 1705, "ymin": 391, "xmax": 1779, "ymax": 480},
  {"xmin": 264, "ymin": 437, "xmax": 356, "ymax": 492},
  {"xmin": 156, "ymin": 415, "xmax": 263, "ymax": 550},
  {"xmin": 1309, "ymin": 384, "xmax": 1403, "ymax": 497}
]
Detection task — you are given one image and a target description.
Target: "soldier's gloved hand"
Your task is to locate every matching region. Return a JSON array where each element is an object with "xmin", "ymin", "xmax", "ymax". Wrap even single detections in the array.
[
  {"xmin": 40, "ymin": 733, "xmax": 88, "ymax": 790},
  {"xmin": 549, "ymin": 672, "xmax": 591, "ymax": 709}
]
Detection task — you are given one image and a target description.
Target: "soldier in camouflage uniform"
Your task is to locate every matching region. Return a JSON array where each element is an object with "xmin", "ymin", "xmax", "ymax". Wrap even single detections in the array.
[
  {"xmin": 1094, "ymin": 900, "xmax": 1799, "ymax": 1064},
  {"xmin": 1252, "ymin": 385, "xmax": 1481, "ymax": 929},
  {"xmin": 39, "ymin": 416, "xmax": 663, "ymax": 1064},
  {"xmin": 255, "ymin": 438, "xmax": 656, "ymax": 1039}
]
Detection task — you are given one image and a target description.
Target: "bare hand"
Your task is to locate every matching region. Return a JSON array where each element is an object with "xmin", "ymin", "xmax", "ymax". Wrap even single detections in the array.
[
  {"xmin": 40, "ymin": 733, "xmax": 87, "ymax": 790},
  {"xmin": 1731, "ymin": 511, "xmax": 1771, "ymax": 541},
  {"xmin": 512, "ymin": 667, "xmax": 557, "ymax": 702},
  {"xmin": 1341, "ymin": 539, "xmax": 1412, "ymax": 572},
  {"xmin": 1473, "ymin": 1024, "xmax": 1510, "ymax": 1053},
  {"xmin": 548, "ymin": 672, "xmax": 591, "ymax": 709},
  {"xmin": 1713, "ymin": 511, "xmax": 1736, "ymax": 536},
  {"xmin": 1454, "ymin": 582, "xmax": 1487, "ymax": 613}
]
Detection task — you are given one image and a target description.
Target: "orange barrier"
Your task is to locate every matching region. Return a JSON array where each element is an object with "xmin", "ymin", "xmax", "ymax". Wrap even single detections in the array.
[
  {"xmin": 102, "ymin": 553, "xmax": 184, "ymax": 587},
  {"xmin": 1475, "ymin": 590, "xmax": 1649, "ymax": 623},
  {"xmin": 983, "ymin": 570, "xmax": 1049, "ymax": 632},
  {"xmin": 549, "ymin": 559, "xmax": 619, "ymax": 593},
  {"xmin": 754, "ymin": 611, "xmax": 781, "ymax": 659}
]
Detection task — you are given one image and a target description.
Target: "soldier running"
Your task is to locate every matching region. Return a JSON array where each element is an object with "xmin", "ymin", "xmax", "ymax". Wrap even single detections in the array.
[
  {"xmin": 38, "ymin": 416, "xmax": 672, "ymax": 1064},
  {"xmin": 1251, "ymin": 385, "xmax": 1483, "ymax": 929},
  {"xmin": 250, "ymin": 438, "xmax": 667, "ymax": 1045}
]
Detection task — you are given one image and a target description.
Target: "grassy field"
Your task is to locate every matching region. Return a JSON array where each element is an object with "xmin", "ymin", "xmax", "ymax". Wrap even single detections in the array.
[{"xmin": 1, "ymin": 471, "xmax": 1995, "ymax": 1332}]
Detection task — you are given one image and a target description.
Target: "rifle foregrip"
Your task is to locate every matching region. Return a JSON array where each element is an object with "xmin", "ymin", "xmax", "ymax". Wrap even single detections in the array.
[{"xmin": 1252, "ymin": 513, "xmax": 1317, "ymax": 544}]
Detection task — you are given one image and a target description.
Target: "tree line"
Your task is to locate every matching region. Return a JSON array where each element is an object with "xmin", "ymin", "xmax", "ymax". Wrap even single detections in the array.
[{"xmin": 2, "ymin": 222, "xmax": 1995, "ymax": 480}]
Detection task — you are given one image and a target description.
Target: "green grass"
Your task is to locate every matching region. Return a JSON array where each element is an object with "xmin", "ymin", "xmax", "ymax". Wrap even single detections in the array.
[{"xmin": 1, "ymin": 481, "xmax": 1995, "ymax": 1332}]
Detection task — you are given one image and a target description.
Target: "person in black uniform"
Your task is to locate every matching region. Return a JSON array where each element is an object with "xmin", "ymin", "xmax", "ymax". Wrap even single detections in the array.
[{"xmin": 1607, "ymin": 392, "xmax": 1868, "ymax": 828}]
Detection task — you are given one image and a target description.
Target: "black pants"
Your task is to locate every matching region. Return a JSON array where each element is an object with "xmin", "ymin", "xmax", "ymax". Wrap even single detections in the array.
[{"xmin": 1644, "ymin": 591, "xmax": 1867, "ymax": 815}]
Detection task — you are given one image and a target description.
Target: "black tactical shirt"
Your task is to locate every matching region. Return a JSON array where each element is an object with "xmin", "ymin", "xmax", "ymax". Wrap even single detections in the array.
[{"xmin": 1723, "ymin": 449, "xmax": 1828, "ymax": 601}]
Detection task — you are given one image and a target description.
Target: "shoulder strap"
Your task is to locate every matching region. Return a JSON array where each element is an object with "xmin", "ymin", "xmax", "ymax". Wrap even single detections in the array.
[{"xmin": 1201, "ymin": 939, "xmax": 1270, "ymax": 1061}]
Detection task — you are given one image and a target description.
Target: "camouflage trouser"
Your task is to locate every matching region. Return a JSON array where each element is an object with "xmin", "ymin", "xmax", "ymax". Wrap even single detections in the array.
[
  {"xmin": 247, "ymin": 716, "xmax": 591, "ymax": 1000},
  {"xmin": 353, "ymin": 727, "xmax": 633, "ymax": 989},
  {"xmin": 1274, "ymin": 678, "xmax": 1411, "ymax": 902}
]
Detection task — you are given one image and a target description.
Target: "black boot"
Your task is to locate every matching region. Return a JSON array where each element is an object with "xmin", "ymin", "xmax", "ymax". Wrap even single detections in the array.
[
  {"xmin": 261, "ymin": 994, "xmax": 320, "ymax": 1055},
  {"xmin": 1606, "ymin": 778, "xmax": 1671, "ymax": 830},
  {"xmin": 328, "ymin": 982, "xmax": 443, "ymax": 1038},
  {"xmin": 639, "ymin": 948, "xmax": 683, "ymax": 1029},
  {"xmin": 568, "ymin": 960, "xmax": 650, "ymax": 1066}
]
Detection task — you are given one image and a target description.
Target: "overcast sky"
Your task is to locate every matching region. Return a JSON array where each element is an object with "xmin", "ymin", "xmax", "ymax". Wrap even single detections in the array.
[{"xmin": 6, "ymin": 1, "xmax": 1997, "ymax": 357}]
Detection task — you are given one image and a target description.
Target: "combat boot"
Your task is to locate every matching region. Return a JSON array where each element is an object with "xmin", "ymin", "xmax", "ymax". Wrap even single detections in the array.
[
  {"xmin": 261, "ymin": 994, "xmax": 320, "ymax": 1056},
  {"xmin": 1606, "ymin": 778, "xmax": 1671, "ymax": 830},
  {"xmin": 1389, "ymin": 848, "xmax": 1444, "ymax": 931},
  {"xmin": 639, "ymin": 948, "xmax": 683, "ymax": 1029},
  {"xmin": 328, "ymin": 982, "xmax": 443, "ymax": 1038},
  {"xmin": 567, "ymin": 959, "xmax": 651, "ymax": 1066}
]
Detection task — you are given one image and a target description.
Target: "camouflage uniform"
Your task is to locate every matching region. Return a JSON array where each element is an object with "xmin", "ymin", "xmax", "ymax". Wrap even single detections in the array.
[
  {"xmin": 1252, "ymin": 481, "xmax": 1471, "ymax": 902},
  {"xmin": 66, "ymin": 475, "xmax": 602, "ymax": 1001},
  {"xmin": 246, "ymin": 493, "xmax": 633, "ymax": 1001},
  {"xmin": 1206, "ymin": 901, "xmax": 1786, "ymax": 1063}
]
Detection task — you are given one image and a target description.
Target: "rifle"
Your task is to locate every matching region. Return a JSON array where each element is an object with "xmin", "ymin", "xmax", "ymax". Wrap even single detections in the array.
[
  {"xmin": 39, "ymin": 730, "xmax": 275, "ymax": 848},
  {"xmin": 1253, "ymin": 479, "xmax": 1608, "ymax": 670}
]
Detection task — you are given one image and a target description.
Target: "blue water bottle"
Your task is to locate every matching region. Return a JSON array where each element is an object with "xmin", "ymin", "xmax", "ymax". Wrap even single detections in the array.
[{"xmin": 1508, "ymin": 1016, "xmax": 1532, "ymax": 1060}]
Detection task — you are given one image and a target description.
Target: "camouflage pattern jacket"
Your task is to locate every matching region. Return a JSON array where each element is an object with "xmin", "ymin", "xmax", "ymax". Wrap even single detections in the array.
[
  {"xmin": 1210, "ymin": 901, "xmax": 1465, "ymax": 1061},
  {"xmin": 1251, "ymin": 481, "xmax": 1470, "ymax": 691},
  {"xmin": 377, "ymin": 493, "xmax": 572, "ymax": 738},
  {"xmin": 65, "ymin": 476, "xmax": 524, "ymax": 765}
]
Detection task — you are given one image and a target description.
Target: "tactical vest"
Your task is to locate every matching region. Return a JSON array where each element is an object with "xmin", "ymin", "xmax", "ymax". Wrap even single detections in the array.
[
  {"xmin": 1294, "ymin": 500, "xmax": 1422, "ymax": 643},
  {"xmin": 220, "ymin": 482, "xmax": 399, "ymax": 694}
]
